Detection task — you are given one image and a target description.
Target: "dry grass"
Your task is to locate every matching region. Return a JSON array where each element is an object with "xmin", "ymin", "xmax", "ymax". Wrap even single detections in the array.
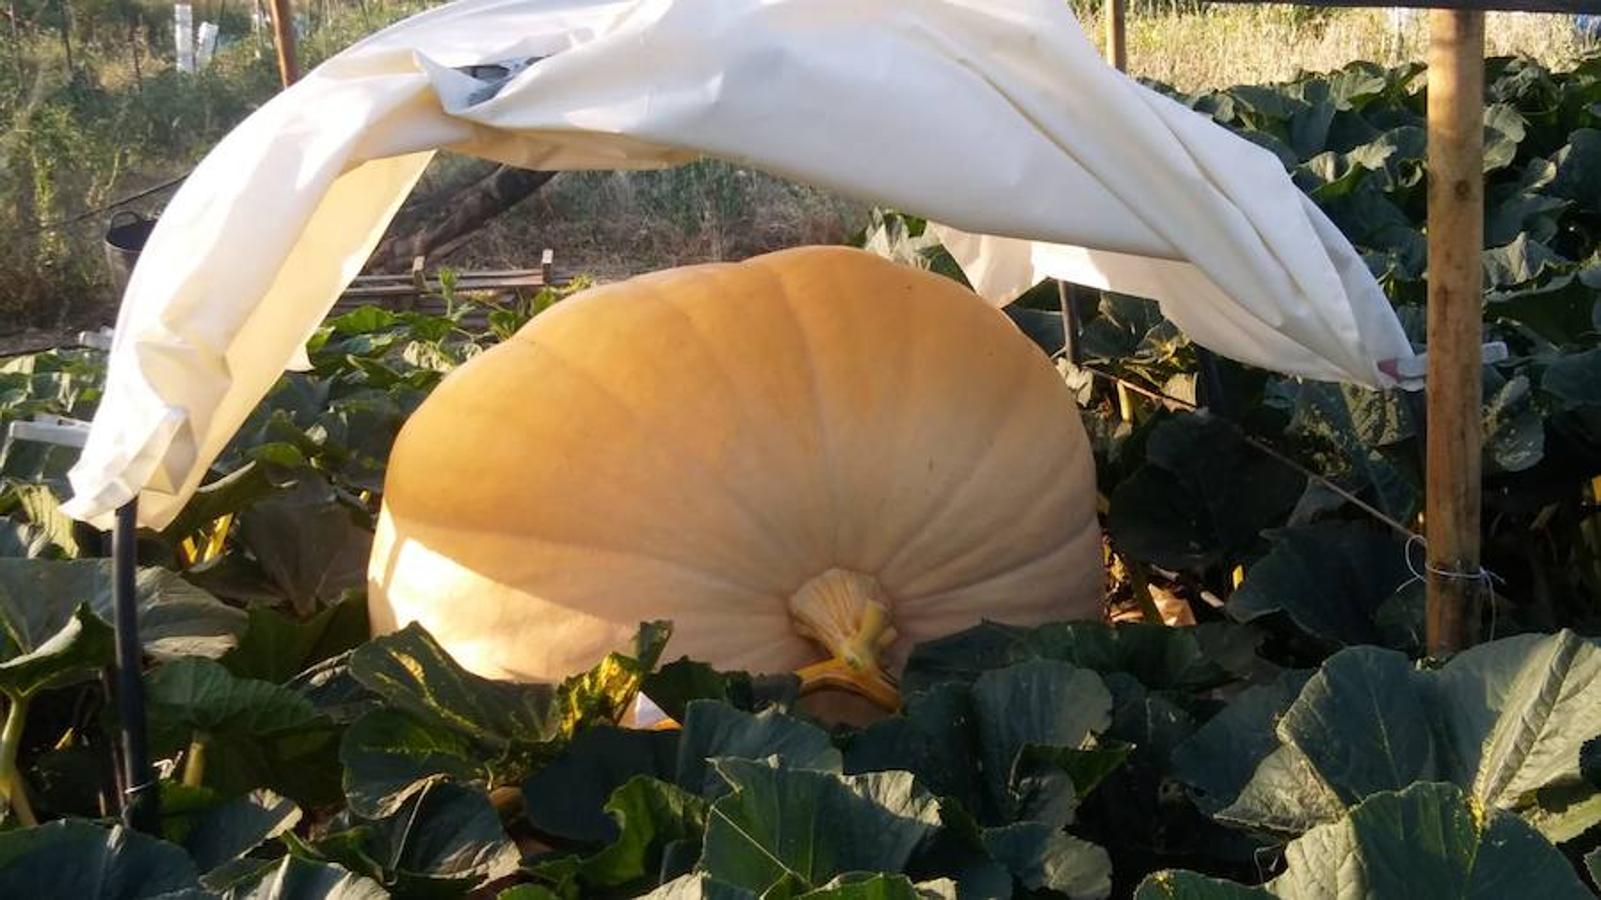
[{"xmin": 1092, "ymin": 7, "xmax": 1596, "ymax": 91}]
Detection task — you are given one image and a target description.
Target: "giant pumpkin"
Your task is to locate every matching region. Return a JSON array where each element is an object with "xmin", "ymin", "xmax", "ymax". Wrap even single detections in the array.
[{"xmin": 368, "ymin": 246, "xmax": 1102, "ymax": 706}]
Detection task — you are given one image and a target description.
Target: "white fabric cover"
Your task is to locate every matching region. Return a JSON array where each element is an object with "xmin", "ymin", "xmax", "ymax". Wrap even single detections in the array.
[{"xmin": 61, "ymin": 0, "xmax": 1415, "ymax": 529}]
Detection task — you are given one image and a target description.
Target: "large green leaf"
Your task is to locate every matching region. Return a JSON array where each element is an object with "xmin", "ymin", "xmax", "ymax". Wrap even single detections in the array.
[
  {"xmin": 1171, "ymin": 670, "xmax": 1312, "ymax": 816},
  {"xmin": 979, "ymin": 822, "xmax": 1111, "ymax": 899},
  {"xmin": 581, "ymin": 776, "xmax": 708, "ymax": 888},
  {"xmin": 0, "ymin": 602, "xmax": 112, "ymax": 699},
  {"xmin": 222, "ymin": 595, "xmax": 370, "ymax": 684},
  {"xmin": 1275, "ymin": 648, "xmax": 1438, "ymax": 801},
  {"xmin": 181, "ymin": 789, "xmax": 302, "ymax": 875},
  {"xmin": 900, "ymin": 620, "xmax": 1250, "ymax": 696},
  {"xmin": 971, "ymin": 661, "xmax": 1112, "ymax": 826},
  {"xmin": 225, "ymin": 856, "xmax": 388, "ymax": 900},
  {"xmin": 557, "ymin": 620, "xmax": 671, "ymax": 735},
  {"xmin": 1425, "ymin": 632, "xmax": 1601, "ymax": 815},
  {"xmin": 1227, "ymin": 522, "xmax": 1412, "ymax": 647},
  {"xmin": 344, "ymin": 622, "xmax": 667, "ymax": 818},
  {"xmin": 642, "ymin": 658, "xmax": 799, "ymax": 722},
  {"xmin": 0, "ymin": 559, "xmax": 245, "ymax": 665},
  {"xmin": 700, "ymin": 759, "xmax": 942, "ymax": 896},
  {"xmin": 1107, "ymin": 413, "xmax": 1304, "ymax": 570},
  {"xmin": 0, "ymin": 820, "xmax": 205, "ymax": 898},
  {"xmin": 643, "ymin": 873, "xmax": 759, "ymax": 899},
  {"xmin": 293, "ymin": 781, "xmax": 521, "ymax": 896},
  {"xmin": 339, "ymin": 707, "xmax": 492, "ymax": 819},
  {"xmin": 147, "ymin": 657, "xmax": 323, "ymax": 740},
  {"xmin": 348, "ymin": 623, "xmax": 559, "ymax": 748},
  {"xmin": 1193, "ymin": 631, "xmax": 1601, "ymax": 840},
  {"xmin": 843, "ymin": 684, "xmax": 984, "ymax": 815},
  {"xmin": 1481, "ymin": 372, "xmax": 1545, "ymax": 473},
  {"xmin": 1277, "ymin": 380, "xmax": 1420, "ymax": 524},
  {"xmin": 522, "ymin": 725, "xmax": 678, "ymax": 844},
  {"xmin": 674, "ymin": 700, "xmax": 840, "ymax": 798},
  {"xmin": 234, "ymin": 479, "xmax": 372, "ymax": 617},
  {"xmin": 1138, "ymin": 783, "xmax": 1591, "ymax": 898}
]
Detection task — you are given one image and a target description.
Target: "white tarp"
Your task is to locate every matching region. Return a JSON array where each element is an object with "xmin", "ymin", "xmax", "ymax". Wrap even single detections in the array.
[{"xmin": 62, "ymin": 0, "xmax": 1417, "ymax": 530}]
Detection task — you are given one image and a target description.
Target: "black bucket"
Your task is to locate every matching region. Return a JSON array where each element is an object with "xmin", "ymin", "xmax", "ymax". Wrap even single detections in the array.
[{"xmin": 104, "ymin": 211, "xmax": 156, "ymax": 298}]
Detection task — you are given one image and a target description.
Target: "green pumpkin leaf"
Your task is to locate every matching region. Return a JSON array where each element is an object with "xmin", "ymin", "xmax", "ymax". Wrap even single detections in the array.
[
  {"xmin": 0, "ymin": 820, "xmax": 204, "ymax": 898},
  {"xmin": 557, "ymin": 620, "xmax": 672, "ymax": 735},
  {"xmin": 222, "ymin": 594, "xmax": 369, "ymax": 684},
  {"xmin": 566, "ymin": 776, "xmax": 709, "ymax": 890},
  {"xmin": 182, "ymin": 789, "xmax": 302, "ymax": 876},
  {"xmin": 0, "ymin": 559, "xmax": 245, "ymax": 666},
  {"xmin": 523, "ymin": 725, "xmax": 678, "ymax": 844},
  {"xmin": 339, "ymin": 707, "xmax": 492, "ymax": 819},
  {"xmin": 674, "ymin": 701, "xmax": 840, "ymax": 798},
  {"xmin": 843, "ymin": 683, "xmax": 983, "ymax": 815},
  {"xmin": 980, "ymin": 822, "xmax": 1110, "ymax": 899},
  {"xmin": 799, "ymin": 873, "xmax": 956, "ymax": 899},
  {"xmin": 1141, "ymin": 783, "xmax": 1590, "ymax": 898},
  {"xmin": 225, "ymin": 856, "xmax": 387, "ymax": 899},
  {"xmin": 971, "ymin": 660, "xmax": 1112, "ymax": 825},
  {"xmin": 1196, "ymin": 631, "xmax": 1601, "ymax": 840},
  {"xmin": 234, "ymin": 480, "xmax": 372, "ymax": 617},
  {"xmin": 901, "ymin": 620, "xmax": 1250, "ymax": 695},
  {"xmin": 147, "ymin": 657, "xmax": 323, "ymax": 740},
  {"xmin": 1172, "ymin": 670, "xmax": 1313, "ymax": 816},
  {"xmin": 643, "ymin": 873, "xmax": 759, "ymax": 899},
  {"xmin": 295, "ymin": 781, "xmax": 521, "ymax": 896},
  {"xmin": 348, "ymin": 623, "xmax": 559, "ymax": 748},
  {"xmin": 1107, "ymin": 413, "xmax": 1304, "ymax": 571},
  {"xmin": 701, "ymin": 760, "xmax": 941, "ymax": 895},
  {"xmin": 1134, "ymin": 870, "xmax": 1272, "ymax": 899},
  {"xmin": 0, "ymin": 602, "xmax": 112, "ymax": 699},
  {"xmin": 1227, "ymin": 522, "xmax": 1412, "ymax": 647}
]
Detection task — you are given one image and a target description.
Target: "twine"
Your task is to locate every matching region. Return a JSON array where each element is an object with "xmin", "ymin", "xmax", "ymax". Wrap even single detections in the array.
[{"xmin": 1403, "ymin": 534, "xmax": 1504, "ymax": 640}]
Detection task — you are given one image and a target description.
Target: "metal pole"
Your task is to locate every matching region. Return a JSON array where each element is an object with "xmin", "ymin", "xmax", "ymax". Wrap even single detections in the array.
[
  {"xmin": 1058, "ymin": 281, "xmax": 1084, "ymax": 365},
  {"xmin": 1424, "ymin": 9, "xmax": 1486, "ymax": 657},
  {"xmin": 112, "ymin": 501, "xmax": 159, "ymax": 832}
]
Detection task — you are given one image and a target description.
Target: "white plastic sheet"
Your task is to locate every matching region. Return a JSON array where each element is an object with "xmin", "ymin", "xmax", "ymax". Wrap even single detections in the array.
[{"xmin": 62, "ymin": 0, "xmax": 1417, "ymax": 529}]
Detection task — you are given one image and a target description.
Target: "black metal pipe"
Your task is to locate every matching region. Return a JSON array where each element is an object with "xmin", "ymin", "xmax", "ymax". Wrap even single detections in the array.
[
  {"xmin": 112, "ymin": 501, "xmax": 158, "ymax": 833},
  {"xmin": 1057, "ymin": 280, "xmax": 1084, "ymax": 365},
  {"xmin": 1198, "ymin": 347, "xmax": 1229, "ymax": 419}
]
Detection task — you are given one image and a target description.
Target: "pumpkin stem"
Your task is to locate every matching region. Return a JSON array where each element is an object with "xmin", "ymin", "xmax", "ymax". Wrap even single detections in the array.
[{"xmin": 788, "ymin": 569, "xmax": 900, "ymax": 710}]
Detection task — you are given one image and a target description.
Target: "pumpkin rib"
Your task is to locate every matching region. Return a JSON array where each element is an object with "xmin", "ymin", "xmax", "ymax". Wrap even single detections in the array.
[
  {"xmin": 512, "ymin": 325, "xmax": 808, "ymax": 578},
  {"xmin": 650, "ymin": 265, "xmax": 843, "ymax": 592},
  {"xmin": 379, "ymin": 514, "xmax": 786, "ymax": 606},
  {"xmin": 900, "ymin": 524, "xmax": 1105, "ymax": 612},
  {"xmin": 871, "ymin": 350, "xmax": 1040, "ymax": 580},
  {"xmin": 886, "ymin": 444, "xmax": 1090, "ymax": 599},
  {"xmin": 763, "ymin": 256, "xmax": 843, "ymax": 566}
]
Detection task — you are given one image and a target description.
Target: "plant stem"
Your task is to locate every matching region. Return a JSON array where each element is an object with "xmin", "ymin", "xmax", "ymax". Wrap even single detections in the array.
[
  {"xmin": 182, "ymin": 733, "xmax": 208, "ymax": 788},
  {"xmin": 0, "ymin": 695, "xmax": 38, "ymax": 826}
]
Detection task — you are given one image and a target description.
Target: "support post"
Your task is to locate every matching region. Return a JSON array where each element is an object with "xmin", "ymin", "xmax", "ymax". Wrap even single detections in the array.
[
  {"xmin": 113, "ymin": 501, "xmax": 159, "ymax": 832},
  {"xmin": 1104, "ymin": 0, "xmax": 1127, "ymax": 71},
  {"xmin": 266, "ymin": 0, "xmax": 297, "ymax": 87},
  {"xmin": 1058, "ymin": 281, "xmax": 1084, "ymax": 365},
  {"xmin": 1424, "ymin": 10, "xmax": 1485, "ymax": 657}
]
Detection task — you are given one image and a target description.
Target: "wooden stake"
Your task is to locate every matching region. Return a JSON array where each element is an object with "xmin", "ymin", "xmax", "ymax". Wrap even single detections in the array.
[
  {"xmin": 1424, "ymin": 9, "xmax": 1485, "ymax": 657},
  {"xmin": 266, "ymin": 0, "xmax": 297, "ymax": 87},
  {"xmin": 1104, "ymin": 0, "xmax": 1127, "ymax": 72}
]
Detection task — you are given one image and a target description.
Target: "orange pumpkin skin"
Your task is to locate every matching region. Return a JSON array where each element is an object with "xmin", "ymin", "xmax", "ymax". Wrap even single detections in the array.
[{"xmin": 368, "ymin": 246, "xmax": 1103, "ymax": 684}]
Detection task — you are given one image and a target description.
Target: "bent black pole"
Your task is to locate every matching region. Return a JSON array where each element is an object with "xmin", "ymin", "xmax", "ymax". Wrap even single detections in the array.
[{"xmin": 112, "ymin": 500, "xmax": 159, "ymax": 833}]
